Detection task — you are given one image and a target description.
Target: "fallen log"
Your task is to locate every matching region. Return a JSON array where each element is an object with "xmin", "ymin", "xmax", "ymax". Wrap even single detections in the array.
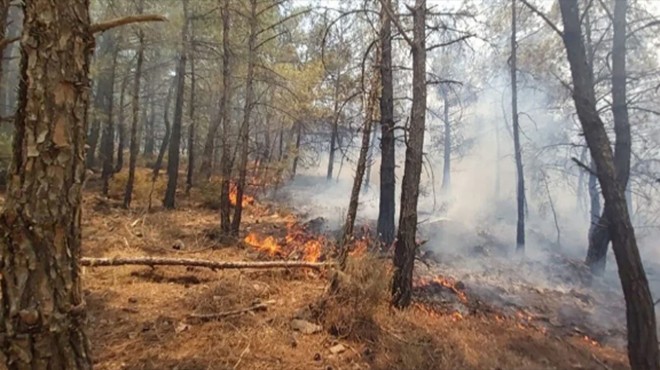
[{"xmin": 80, "ymin": 257, "xmax": 333, "ymax": 270}]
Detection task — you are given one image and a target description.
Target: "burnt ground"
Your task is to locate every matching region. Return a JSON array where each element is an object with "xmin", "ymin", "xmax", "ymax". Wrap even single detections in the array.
[{"xmin": 78, "ymin": 169, "xmax": 631, "ymax": 370}]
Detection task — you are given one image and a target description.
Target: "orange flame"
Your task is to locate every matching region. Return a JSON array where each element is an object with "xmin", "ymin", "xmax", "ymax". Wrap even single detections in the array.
[
  {"xmin": 349, "ymin": 238, "xmax": 369, "ymax": 257},
  {"xmin": 244, "ymin": 233, "xmax": 281, "ymax": 255},
  {"xmin": 229, "ymin": 183, "xmax": 255, "ymax": 207},
  {"xmin": 303, "ymin": 239, "xmax": 322, "ymax": 262}
]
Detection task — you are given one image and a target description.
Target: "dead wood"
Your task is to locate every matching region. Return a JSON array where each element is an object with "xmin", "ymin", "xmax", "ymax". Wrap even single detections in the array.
[
  {"xmin": 81, "ymin": 256, "xmax": 333, "ymax": 270},
  {"xmin": 91, "ymin": 15, "xmax": 167, "ymax": 34},
  {"xmin": 188, "ymin": 301, "xmax": 274, "ymax": 321}
]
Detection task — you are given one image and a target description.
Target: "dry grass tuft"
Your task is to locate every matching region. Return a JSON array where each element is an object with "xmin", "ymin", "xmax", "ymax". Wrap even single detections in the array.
[
  {"xmin": 318, "ymin": 254, "xmax": 390, "ymax": 341},
  {"xmin": 108, "ymin": 168, "xmax": 167, "ymax": 205}
]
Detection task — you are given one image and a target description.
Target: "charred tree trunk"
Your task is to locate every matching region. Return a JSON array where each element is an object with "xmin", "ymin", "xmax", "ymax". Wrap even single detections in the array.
[
  {"xmin": 559, "ymin": 2, "xmax": 659, "ymax": 369},
  {"xmin": 585, "ymin": 0, "xmax": 632, "ymax": 275},
  {"xmin": 291, "ymin": 120, "xmax": 302, "ymax": 179},
  {"xmin": 588, "ymin": 158, "xmax": 601, "ymax": 243},
  {"xmin": 0, "ymin": 0, "xmax": 93, "ymax": 367},
  {"xmin": 186, "ymin": 51, "xmax": 196, "ymax": 194},
  {"xmin": 0, "ymin": 0, "xmax": 11, "ymax": 119},
  {"xmin": 218, "ymin": 0, "xmax": 234, "ymax": 233},
  {"xmin": 391, "ymin": 0, "xmax": 426, "ymax": 309},
  {"xmin": 230, "ymin": 0, "xmax": 257, "ymax": 235},
  {"xmin": 163, "ymin": 0, "xmax": 190, "ymax": 209},
  {"xmin": 327, "ymin": 76, "xmax": 341, "ymax": 181},
  {"xmin": 123, "ymin": 27, "xmax": 145, "ymax": 209},
  {"xmin": 152, "ymin": 78, "xmax": 175, "ymax": 179},
  {"xmin": 86, "ymin": 34, "xmax": 116, "ymax": 170},
  {"xmin": 511, "ymin": 0, "xmax": 525, "ymax": 253},
  {"xmin": 115, "ymin": 74, "xmax": 129, "ymax": 173},
  {"xmin": 340, "ymin": 74, "xmax": 378, "ymax": 263},
  {"xmin": 100, "ymin": 43, "xmax": 120, "ymax": 196},
  {"xmin": 441, "ymin": 86, "xmax": 451, "ymax": 192},
  {"xmin": 377, "ymin": 0, "xmax": 396, "ymax": 246}
]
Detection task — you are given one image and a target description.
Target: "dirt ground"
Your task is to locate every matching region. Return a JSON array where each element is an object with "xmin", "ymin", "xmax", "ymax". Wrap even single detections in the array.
[{"xmin": 81, "ymin": 172, "xmax": 631, "ymax": 370}]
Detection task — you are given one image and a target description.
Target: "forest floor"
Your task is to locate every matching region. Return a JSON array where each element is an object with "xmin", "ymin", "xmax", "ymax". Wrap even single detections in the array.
[{"xmin": 80, "ymin": 168, "xmax": 631, "ymax": 370}]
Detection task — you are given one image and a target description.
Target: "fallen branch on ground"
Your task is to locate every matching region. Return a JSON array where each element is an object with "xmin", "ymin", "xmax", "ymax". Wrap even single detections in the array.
[
  {"xmin": 81, "ymin": 256, "xmax": 333, "ymax": 270},
  {"xmin": 188, "ymin": 300, "xmax": 275, "ymax": 321}
]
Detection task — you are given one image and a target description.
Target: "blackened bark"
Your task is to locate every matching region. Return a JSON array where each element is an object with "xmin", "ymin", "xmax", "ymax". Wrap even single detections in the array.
[
  {"xmin": 511, "ymin": 0, "xmax": 525, "ymax": 252},
  {"xmin": 186, "ymin": 51, "xmax": 196, "ymax": 194},
  {"xmin": 163, "ymin": 0, "xmax": 190, "ymax": 209},
  {"xmin": 101, "ymin": 42, "xmax": 119, "ymax": 196},
  {"xmin": 115, "ymin": 74, "xmax": 129, "ymax": 173},
  {"xmin": 291, "ymin": 120, "xmax": 302, "ymax": 179},
  {"xmin": 0, "ymin": 0, "xmax": 93, "ymax": 367},
  {"xmin": 392, "ymin": 0, "xmax": 426, "ymax": 309},
  {"xmin": 377, "ymin": 0, "xmax": 396, "ymax": 246},
  {"xmin": 559, "ymin": 2, "xmax": 659, "ymax": 369},
  {"xmin": 0, "ymin": 0, "xmax": 11, "ymax": 119},
  {"xmin": 230, "ymin": 0, "xmax": 257, "ymax": 235},
  {"xmin": 218, "ymin": 0, "xmax": 233, "ymax": 232},
  {"xmin": 327, "ymin": 75, "xmax": 341, "ymax": 180},
  {"xmin": 585, "ymin": 0, "xmax": 633, "ymax": 275},
  {"xmin": 441, "ymin": 86, "xmax": 451, "ymax": 192},
  {"xmin": 123, "ymin": 27, "xmax": 145, "ymax": 209}
]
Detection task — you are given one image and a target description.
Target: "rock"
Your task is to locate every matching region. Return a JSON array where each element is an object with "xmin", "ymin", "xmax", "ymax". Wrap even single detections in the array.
[
  {"xmin": 172, "ymin": 239, "xmax": 185, "ymax": 250},
  {"xmin": 329, "ymin": 344, "xmax": 346, "ymax": 355},
  {"xmin": 291, "ymin": 319, "xmax": 322, "ymax": 335}
]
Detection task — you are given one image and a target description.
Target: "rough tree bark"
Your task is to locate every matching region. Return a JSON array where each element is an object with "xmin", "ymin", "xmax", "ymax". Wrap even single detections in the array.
[
  {"xmin": 511, "ymin": 0, "xmax": 525, "ymax": 252},
  {"xmin": 218, "ymin": 0, "xmax": 234, "ymax": 233},
  {"xmin": 0, "ymin": 0, "xmax": 12, "ymax": 119},
  {"xmin": 230, "ymin": 0, "xmax": 257, "ymax": 235},
  {"xmin": 377, "ymin": 0, "xmax": 396, "ymax": 246},
  {"xmin": 391, "ymin": 0, "xmax": 426, "ymax": 309},
  {"xmin": 163, "ymin": 0, "xmax": 190, "ymax": 209},
  {"xmin": 585, "ymin": 0, "xmax": 633, "ymax": 275},
  {"xmin": 559, "ymin": 1, "xmax": 659, "ymax": 369},
  {"xmin": 0, "ymin": 0, "xmax": 94, "ymax": 367},
  {"xmin": 123, "ymin": 24, "xmax": 145, "ymax": 209},
  {"xmin": 100, "ymin": 41, "xmax": 120, "ymax": 196}
]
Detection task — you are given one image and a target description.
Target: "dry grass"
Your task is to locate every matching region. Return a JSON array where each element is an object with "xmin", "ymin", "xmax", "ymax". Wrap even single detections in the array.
[{"xmin": 81, "ymin": 172, "xmax": 631, "ymax": 370}]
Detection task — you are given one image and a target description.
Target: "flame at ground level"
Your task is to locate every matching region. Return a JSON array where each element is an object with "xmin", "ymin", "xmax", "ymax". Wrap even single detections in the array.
[
  {"xmin": 244, "ymin": 233, "xmax": 281, "ymax": 255},
  {"xmin": 229, "ymin": 183, "xmax": 255, "ymax": 207}
]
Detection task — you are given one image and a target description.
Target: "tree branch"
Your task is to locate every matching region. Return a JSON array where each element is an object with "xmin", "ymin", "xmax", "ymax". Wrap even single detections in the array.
[
  {"xmin": 378, "ymin": 0, "xmax": 414, "ymax": 47},
  {"xmin": 519, "ymin": 0, "xmax": 563, "ymax": 37},
  {"xmin": 426, "ymin": 34, "xmax": 473, "ymax": 52},
  {"xmin": 90, "ymin": 15, "xmax": 167, "ymax": 34}
]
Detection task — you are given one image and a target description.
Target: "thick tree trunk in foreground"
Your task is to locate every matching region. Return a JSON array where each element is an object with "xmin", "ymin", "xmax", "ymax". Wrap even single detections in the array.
[
  {"xmin": 559, "ymin": 2, "xmax": 659, "ymax": 369},
  {"xmin": 230, "ymin": 0, "xmax": 257, "ymax": 235},
  {"xmin": 585, "ymin": 0, "xmax": 633, "ymax": 275},
  {"xmin": 123, "ymin": 28, "xmax": 145, "ymax": 209},
  {"xmin": 218, "ymin": 0, "xmax": 234, "ymax": 233},
  {"xmin": 0, "ymin": 0, "xmax": 93, "ymax": 367},
  {"xmin": 163, "ymin": 0, "xmax": 190, "ymax": 209},
  {"xmin": 391, "ymin": 0, "xmax": 426, "ymax": 309},
  {"xmin": 377, "ymin": 0, "xmax": 396, "ymax": 246},
  {"xmin": 511, "ymin": 0, "xmax": 525, "ymax": 253}
]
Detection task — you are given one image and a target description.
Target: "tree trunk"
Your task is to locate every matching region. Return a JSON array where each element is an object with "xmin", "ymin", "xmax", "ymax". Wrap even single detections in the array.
[
  {"xmin": 186, "ymin": 51, "xmax": 196, "ymax": 194},
  {"xmin": 511, "ymin": 0, "xmax": 525, "ymax": 253},
  {"xmin": 163, "ymin": 0, "xmax": 190, "ymax": 209},
  {"xmin": 230, "ymin": 0, "xmax": 257, "ymax": 235},
  {"xmin": 115, "ymin": 74, "xmax": 129, "ymax": 173},
  {"xmin": 0, "ymin": 0, "xmax": 11, "ymax": 119},
  {"xmin": 340, "ymin": 74, "xmax": 377, "ymax": 264},
  {"xmin": 101, "ymin": 43, "xmax": 120, "ymax": 196},
  {"xmin": 143, "ymin": 91, "xmax": 156, "ymax": 158},
  {"xmin": 218, "ymin": 0, "xmax": 234, "ymax": 233},
  {"xmin": 326, "ymin": 74, "xmax": 341, "ymax": 180},
  {"xmin": 585, "ymin": 0, "xmax": 633, "ymax": 275},
  {"xmin": 0, "ymin": 0, "xmax": 93, "ymax": 367},
  {"xmin": 363, "ymin": 125, "xmax": 378, "ymax": 193},
  {"xmin": 152, "ymin": 78, "xmax": 175, "ymax": 179},
  {"xmin": 291, "ymin": 120, "xmax": 302, "ymax": 179},
  {"xmin": 559, "ymin": 2, "xmax": 659, "ymax": 369},
  {"xmin": 377, "ymin": 0, "xmax": 396, "ymax": 246},
  {"xmin": 391, "ymin": 0, "xmax": 426, "ymax": 309},
  {"xmin": 441, "ymin": 87, "xmax": 451, "ymax": 192},
  {"xmin": 123, "ymin": 27, "xmax": 145, "ymax": 209}
]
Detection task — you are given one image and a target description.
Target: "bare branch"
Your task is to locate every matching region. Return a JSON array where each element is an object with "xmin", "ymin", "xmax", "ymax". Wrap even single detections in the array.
[
  {"xmin": 519, "ymin": 0, "xmax": 563, "ymax": 37},
  {"xmin": 81, "ymin": 257, "xmax": 334, "ymax": 271},
  {"xmin": 91, "ymin": 14, "xmax": 167, "ymax": 34},
  {"xmin": 378, "ymin": 0, "xmax": 414, "ymax": 47},
  {"xmin": 426, "ymin": 34, "xmax": 473, "ymax": 52}
]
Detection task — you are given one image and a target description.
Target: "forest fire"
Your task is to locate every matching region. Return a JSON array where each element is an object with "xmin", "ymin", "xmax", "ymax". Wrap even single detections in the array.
[
  {"xmin": 417, "ymin": 275, "xmax": 468, "ymax": 304},
  {"xmin": 229, "ymin": 183, "xmax": 255, "ymax": 207},
  {"xmin": 349, "ymin": 238, "xmax": 369, "ymax": 257},
  {"xmin": 244, "ymin": 233, "xmax": 281, "ymax": 255},
  {"xmin": 303, "ymin": 239, "xmax": 322, "ymax": 262}
]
